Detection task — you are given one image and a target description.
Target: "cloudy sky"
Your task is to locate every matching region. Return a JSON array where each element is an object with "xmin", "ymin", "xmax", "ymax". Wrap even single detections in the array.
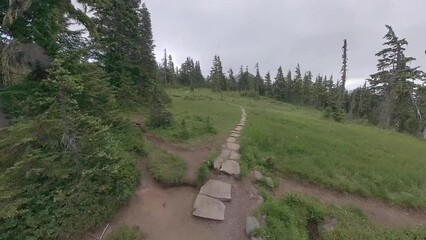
[{"xmin": 143, "ymin": 0, "xmax": 426, "ymax": 89}]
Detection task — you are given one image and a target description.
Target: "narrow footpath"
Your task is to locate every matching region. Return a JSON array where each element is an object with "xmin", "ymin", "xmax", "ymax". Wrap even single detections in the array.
[{"xmin": 87, "ymin": 108, "xmax": 257, "ymax": 240}]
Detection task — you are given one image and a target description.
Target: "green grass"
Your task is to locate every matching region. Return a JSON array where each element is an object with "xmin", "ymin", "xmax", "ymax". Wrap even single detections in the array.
[
  {"xmin": 106, "ymin": 225, "xmax": 145, "ymax": 240},
  {"xmin": 152, "ymin": 89, "xmax": 426, "ymax": 208},
  {"xmin": 147, "ymin": 146, "xmax": 186, "ymax": 185},
  {"xmin": 149, "ymin": 88, "xmax": 241, "ymax": 146},
  {"xmin": 237, "ymin": 96, "xmax": 426, "ymax": 208},
  {"xmin": 257, "ymin": 194, "xmax": 426, "ymax": 240}
]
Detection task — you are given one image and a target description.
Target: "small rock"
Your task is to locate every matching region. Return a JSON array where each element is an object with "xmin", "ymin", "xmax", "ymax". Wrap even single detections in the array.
[
  {"xmin": 265, "ymin": 177, "xmax": 274, "ymax": 188},
  {"xmin": 246, "ymin": 216, "xmax": 260, "ymax": 236},
  {"xmin": 257, "ymin": 196, "xmax": 264, "ymax": 205},
  {"xmin": 254, "ymin": 170, "xmax": 263, "ymax": 181},
  {"xmin": 320, "ymin": 218, "xmax": 338, "ymax": 232}
]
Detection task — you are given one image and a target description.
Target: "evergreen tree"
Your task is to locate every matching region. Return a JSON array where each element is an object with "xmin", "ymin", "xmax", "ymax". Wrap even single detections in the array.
[
  {"xmin": 255, "ymin": 63, "xmax": 265, "ymax": 95},
  {"xmin": 228, "ymin": 68, "xmax": 237, "ymax": 91},
  {"xmin": 264, "ymin": 71, "xmax": 272, "ymax": 97},
  {"xmin": 210, "ymin": 55, "xmax": 226, "ymax": 91},
  {"xmin": 292, "ymin": 64, "xmax": 303, "ymax": 104},
  {"xmin": 302, "ymin": 71, "xmax": 313, "ymax": 105},
  {"xmin": 369, "ymin": 25, "xmax": 425, "ymax": 132},
  {"xmin": 339, "ymin": 39, "xmax": 348, "ymax": 106},
  {"xmin": 273, "ymin": 66, "xmax": 286, "ymax": 101}
]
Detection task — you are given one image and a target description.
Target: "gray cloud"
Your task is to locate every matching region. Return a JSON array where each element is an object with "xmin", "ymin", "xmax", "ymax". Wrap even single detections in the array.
[{"xmin": 145, "ymin": 0, "xmax": 426, "ymax": 89}]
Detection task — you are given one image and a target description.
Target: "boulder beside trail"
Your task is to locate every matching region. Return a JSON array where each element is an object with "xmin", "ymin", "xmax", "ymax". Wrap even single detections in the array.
[
  {"xmin": 246, "ymin": 216, "xmax": 260, "ymax": 236},
  {"xmin": 254, "ymin": 170, "xmax": 263, "ymax": 181}
]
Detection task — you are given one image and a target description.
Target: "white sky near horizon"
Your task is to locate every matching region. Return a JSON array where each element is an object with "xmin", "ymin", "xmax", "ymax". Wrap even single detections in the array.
[{"xmin": 71, "ymin": 0, "xmax": 426, "ymax": 90}]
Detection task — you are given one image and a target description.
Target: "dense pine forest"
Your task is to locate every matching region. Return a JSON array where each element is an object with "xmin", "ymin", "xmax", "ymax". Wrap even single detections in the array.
[{"xmin": 0, "ymin": 1, "xmax": 425, "ymax": 240}]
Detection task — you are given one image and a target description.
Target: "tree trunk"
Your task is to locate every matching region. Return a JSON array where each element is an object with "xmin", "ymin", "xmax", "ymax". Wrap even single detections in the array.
[{"xmin": 422, "ymin": 125, "xmax": 426, "ymax": 139}]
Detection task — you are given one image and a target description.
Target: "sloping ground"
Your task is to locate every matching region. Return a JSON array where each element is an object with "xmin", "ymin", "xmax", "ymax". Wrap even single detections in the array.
[{"xmin": 275, "ymin": 177, "xmax": 426, "ymax": 228}]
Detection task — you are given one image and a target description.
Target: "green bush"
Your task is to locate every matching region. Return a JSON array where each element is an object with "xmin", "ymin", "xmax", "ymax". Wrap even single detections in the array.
[
  {"xmin": 106, "ymin": 225, "xmax": 145, "ymax": 240},
  {"xmin": 147, "ymin": 148, "xmax": 186, "ymax": 185}
]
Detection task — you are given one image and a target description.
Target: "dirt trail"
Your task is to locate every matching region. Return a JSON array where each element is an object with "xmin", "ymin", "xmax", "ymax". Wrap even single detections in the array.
[
  {"xmin": 145, "ymin": 133, "xmax": 225, "ymax": 185},
  {"xmin": 275, "ymin": 177, "xmax": 426, "ymax": 228},
  {"xmin": 88, "ymin": 160, "xmax": 254, "ymax": 240}
]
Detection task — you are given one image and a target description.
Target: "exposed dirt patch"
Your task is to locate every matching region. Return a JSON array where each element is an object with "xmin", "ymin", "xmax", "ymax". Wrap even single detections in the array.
[
  {"xmin": 275, "ymin": 177, "xmax": 426, "ymax": 228},
  {"xmin": 145, "ymin": 133, "xmax": 226, "ymax": 185},
  {"xmin": 87, "ymin": 161, "xmax": 255, "ymax": 240}
]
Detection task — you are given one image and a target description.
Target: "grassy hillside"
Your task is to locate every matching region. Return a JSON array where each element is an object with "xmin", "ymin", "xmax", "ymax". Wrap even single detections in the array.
[{"xmin": 163, "ymin": 88, "xmax": 426, "ymax": 208}]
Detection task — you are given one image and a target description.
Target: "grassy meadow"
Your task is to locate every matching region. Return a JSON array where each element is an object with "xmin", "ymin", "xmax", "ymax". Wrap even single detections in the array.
[
  {"xmin": 149, "ymin": 88, "xmax": 241, "ymax": 146},
  {"xmin": 160, "ymin": 88, "xmax": 426, "ymax": 208},
  {"xmin": 256, "ymin": 194, "xmax": 426, "ymax": 240}
]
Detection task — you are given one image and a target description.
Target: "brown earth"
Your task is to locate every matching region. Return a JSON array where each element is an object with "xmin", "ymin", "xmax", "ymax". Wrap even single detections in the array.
[
  {"xmin": 87, "ymin": 160, "xmax": 255, "ymax": 240},
  {"xmin": 144, "ymin": 133, "xmax": 226, "ymax": 185},
  {"xmin": 275, "ymin": 177, "xmax": 426, "ymax": 228}
]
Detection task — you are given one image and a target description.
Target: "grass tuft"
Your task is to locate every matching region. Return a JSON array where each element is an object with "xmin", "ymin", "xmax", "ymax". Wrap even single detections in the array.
[
  {"xmin": 147, "ymin": 147, "xmax": 186, "ymax": 185},
  {"xmin": 106, "ymin": 225, "xmax": 145, "ymax": 240}
]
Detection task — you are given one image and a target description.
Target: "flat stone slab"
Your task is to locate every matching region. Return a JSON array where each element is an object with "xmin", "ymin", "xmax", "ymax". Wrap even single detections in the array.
[
  {"xmin": 214, "ymin": 157, "xmax": 225, "ymax": 170},
  {"xmin": 230, "ymin": 133, "xmax": 240, "ymax": 138},
  {"xmin": 227, "ymin": 137, "xmax": 237, "ymax": 143},
  {"xmin": 219, "ymin": 149, "xmax": 231, "ymax": 159},
  {"xmin": 229, "ymin": 151, "xmax": 240, "ymax": 161},
  {"xmin": 235, "ymin": 126, "xmax": 243, "ymax": 131},
  {"xmin": 192, "ymin": 194, "xmax": 225, "ymax": 221},
  {"xmin": 220, "ymin": 160, "xmax": 240, "ymax": 175},
  {"xmin": 227, "ymin": 142, "xmax": 240, "ymax": 151},
  {"xmin": 199, "ymin": 180, "xmax": 232, "ymax": 202},
  {"xmin": 237, "ymin": 123, "xmax": 244, "ymax": 127}
]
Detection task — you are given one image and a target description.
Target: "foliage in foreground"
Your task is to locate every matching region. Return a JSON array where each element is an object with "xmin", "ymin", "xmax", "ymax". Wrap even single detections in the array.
[
  {"xmin": 0, "ymin": 62, "xmax": 143, "ymax": 239},
  {"xmin": 258, "ymin": 194, "xmax": 426, "ymax": 240},
  {"xmin": 147, "ymin": 147, "xmax": 186, "ymax": 185},
  {"xmin": 106, "ymin": 225, "xmax": 145, "ymax": 240}
]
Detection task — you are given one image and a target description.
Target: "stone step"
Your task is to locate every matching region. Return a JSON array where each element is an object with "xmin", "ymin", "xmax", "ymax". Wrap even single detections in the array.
[
  {"xmin": 229, "ymin": 151, "xmax": 240, "ymax": 161},
  {"xmin": 227, "ymin": 137, "xmax": 237, "ymax": 143},
  {"xmin": 199, "ymin": 180, "xmax": 232, "ymax": 202},
  {"xmin": 235, "ymin": 126, "xmax": 243, "ymax": 131},
  {"xmin": 192, "ymin": 194, "xmax": 225, "ymax": 221},
  {"xmin": 230, "ymin": 133, "xmax": 240, "ymax": 138},
  {"xmin": 227, "ymin": 142, "xmax": 240, "ymax": 151},
  {"xmin": 220, "ymin": 160, "xmax": 241, "ymax": 176},
  {"xmin": 213, "ymin": 157, "xmax": 225, "ymax": 170}
]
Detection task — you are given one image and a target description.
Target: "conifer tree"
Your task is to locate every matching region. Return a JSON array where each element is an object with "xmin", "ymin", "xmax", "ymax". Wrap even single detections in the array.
[
  {"xmin": 339, "ymin": 39, "xmax": 348, "ymax": 106},
  {"xmin": 265, "ymin": 71, "xmax": 272, "ymax": 97},
  {"xmin": 228, "ymin": 68, "xmax": 237, "ymax": 91},
  {"xmin": 369, "ymin": 25, "xmax": 425, "ymax": 132},
  {"xmin": 273, "ymin": 66, "xmax": 286, "ymax": 101}
]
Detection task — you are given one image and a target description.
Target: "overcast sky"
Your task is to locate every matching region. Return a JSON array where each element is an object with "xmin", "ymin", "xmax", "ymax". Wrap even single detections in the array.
[{"xmin": 143, "ymin": 0, "xmax": 426, "ymax": 89}]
